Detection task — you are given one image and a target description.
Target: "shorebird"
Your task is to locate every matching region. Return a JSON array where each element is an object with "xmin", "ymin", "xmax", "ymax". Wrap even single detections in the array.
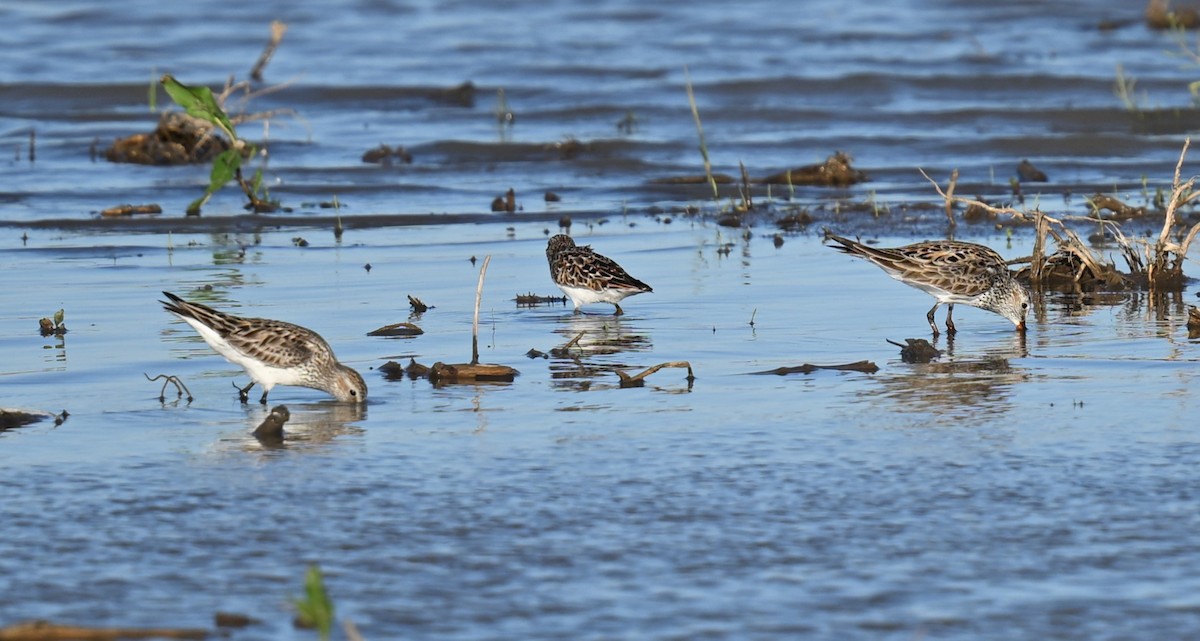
[
  {"xmin": 161, "ymin": 291, "xmax": 367, "ymax": 403},
  {"xmin": 825, "ymin": 233, "xmax": 1029, "ymax": 335},
  {"xmin": 545, "ymin": 234, "xmax": 653, "ymax": 315}
]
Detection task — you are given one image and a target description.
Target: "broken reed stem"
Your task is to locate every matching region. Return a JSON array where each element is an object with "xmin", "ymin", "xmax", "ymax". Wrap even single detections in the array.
[
  {"xmin": 684, "ymin": 66, "xmax": 719, "ymax": 201},
  {"xmin": 739, "ymin": 160, "xmax": 753, "ymax": 210},
  {"xmin": 472, "ymin": 255, "xmax": 492, "ymax": 365},
  {"xmin": 944, "ymin": 169, "xmax": 958, "ymax": 228},
  {"xmin": 560, "ymin": 330, "xmax": 586, "ymax": 351},
  {"xmin": 615, "ymin": 361, "xmax": 695, "ymax": 385},
  {"xmin": 250, "ymin": 20, "xmax": 288, "ymax": 82},
  {"xmin": 1151, "ymin": 136, "xmax": 1200, "ymax": 289}
]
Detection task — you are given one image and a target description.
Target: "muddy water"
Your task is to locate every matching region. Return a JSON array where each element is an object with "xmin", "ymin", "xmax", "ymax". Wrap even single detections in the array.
[{"xmin": 4, "ymin": 1, "xmax": 1200, "ymax": 640}]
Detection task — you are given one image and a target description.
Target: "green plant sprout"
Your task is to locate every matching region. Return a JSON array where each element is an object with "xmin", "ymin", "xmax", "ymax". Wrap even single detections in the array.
[
  {"xmin": 291, "ymin": 564, "xmax": 335, "ymax": 640},
  {"xmin": 160, "ymin": 74, "xmax": 276, "ymax": 215}
]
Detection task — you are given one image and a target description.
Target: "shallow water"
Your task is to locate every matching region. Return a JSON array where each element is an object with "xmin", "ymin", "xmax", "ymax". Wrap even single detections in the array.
[{"xmin": 4, "ymin": 1, "xmax": 1200, "ymax": 640}]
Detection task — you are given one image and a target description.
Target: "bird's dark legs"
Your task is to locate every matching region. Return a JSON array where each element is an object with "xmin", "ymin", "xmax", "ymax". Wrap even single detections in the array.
[
  {"xmin": 613, "ymin": 303, "xmax": 624, "ymax": 316},
  {"xmin": 926, "ymin": 303, "xmax": 940, "ymax": 337},
  {"xmin": 945, "ymin": 303, "xmax": 957, "ymax": 335},
  {"xmin": 233, "ymin": 381, "xmax": 256, "ymax": 403},
  {"xmin": 259, "ymin": 389, "xmax": 269, "ymax": 405}
]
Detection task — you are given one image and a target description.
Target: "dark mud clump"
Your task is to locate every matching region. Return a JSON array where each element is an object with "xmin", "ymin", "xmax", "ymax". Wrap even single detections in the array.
[
  {"xmin": 760, "ymin": 151, "xmax": 866, "ymax": 187},
  {"xmin": 105, "ymin": 112, "xmax": 230, "ymax": 165}
]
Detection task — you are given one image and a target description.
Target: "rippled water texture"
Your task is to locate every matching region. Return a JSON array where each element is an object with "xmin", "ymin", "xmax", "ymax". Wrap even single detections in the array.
[{"xmin": 3, "ymin": 1, "xmax": 1200, "ymax": 640}]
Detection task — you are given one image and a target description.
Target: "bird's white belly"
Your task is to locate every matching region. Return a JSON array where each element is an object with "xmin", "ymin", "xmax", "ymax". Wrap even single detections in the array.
[{"xmin": 558, "ymin": 284, "xmax": 631, "ymax": 308}]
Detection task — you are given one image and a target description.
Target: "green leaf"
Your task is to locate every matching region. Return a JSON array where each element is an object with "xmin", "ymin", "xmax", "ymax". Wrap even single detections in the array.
[
  {"xmin": 290, "ymin": 564, "xmax": 334, "ymax": 640},
  {"xmin": 53, "ymin": 309, "xmax": 64, "ymax": 327},
  {"xmin": 159, "ymin": 74, "xmax": 237, "ymax": 140},
  {"xmin": 208, "ymin": 148, "xmax": 242, "ymax": 193}
]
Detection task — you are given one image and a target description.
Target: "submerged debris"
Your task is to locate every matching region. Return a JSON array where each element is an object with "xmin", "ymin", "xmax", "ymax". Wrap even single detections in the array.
[
  {"xmin": 408, "ymin": 295, "xmax": 429, "ymax": 313},
  {"xmin": 253, "ymin": 405, "xmax": 290, "ymax": 442},
  {"xmin": 749, "ymin": 360, "xmax": 879, "ymax": 376},
  {"xmin": 428, "ymin": 361, "xmax": 518, "ymax": 384},
  {"xmin": 491, "ymin": 188, "xmax": 517, "ymax": 213},
  {"xmin": 1017, "ymin": 159, "xmax": 1048, "ymax": 182},
  {"xmin": 100, "ymin": 203, "xmax": 163, "ymax": 217},
  {"xmin": 613, "ymin": 361, "xmax": 695, "ymax": 388},
  {"xmin": 515, "ymin": 292, "xmax": 568, "ymax": 307},
  {"xmin": 105, "ymin": 111, "xmax": 231, "ymax": 165},
  {"xmin": 1, "ymin": 408, "xmax": 66, "ymax": 430},
  {"xmin": 144, "ymin": 373, "xmax": 193, "ymax": 403},
  {"xmin": 361, "ymin": 144, "xmax": 412, "ymax": 165},
  {"xmin": 760, "ymin": 151, "xmax": 866, "ymax": 187},
  {"xmin": 1188, "ymin": 305, "xmax": 1200, "ymax": 338},
  {"xmin": 0, "ymin": 620, "xmax": 207, "ymax": 641},
  {"xmin": 367, "ymin": 322, "xmax": 424, "ymax": 337},
  {"xmin": 886, "ymin": 338, "xmax": 942, "ymax": 364},
  {"xmin": 38, "ymin": 309, "xmax": 67, "ymax": 337}
]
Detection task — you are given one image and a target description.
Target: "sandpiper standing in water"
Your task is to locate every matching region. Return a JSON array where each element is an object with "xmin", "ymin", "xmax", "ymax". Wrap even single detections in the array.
[
  {"xmin": 161, "ymin": 291, "xmax": 367, "ymax": 403},
  {"xmin": 545, "ymin": 234, "xmax": 653, "ymax": 315},
  {"xmin": 825, "ymin": 233, "xmax": 1029, "ymax": 335}
]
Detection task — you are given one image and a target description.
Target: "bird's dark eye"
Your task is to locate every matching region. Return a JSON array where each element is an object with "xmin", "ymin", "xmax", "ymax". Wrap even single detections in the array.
[
  {"xmin": 1021, "ymin": 303, "xmax": 1028, "ymax": 309},
  {"xmin": 350, "ymin": 389, "xmax": 357, "ymax": 396}
]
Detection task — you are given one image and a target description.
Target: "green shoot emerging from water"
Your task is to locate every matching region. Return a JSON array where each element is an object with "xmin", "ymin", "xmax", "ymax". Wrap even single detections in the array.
[
  {"xmin": 160, "ymin": 74, "xmax": 275, "ymax": 215},
  {"xmin": 291, "ymin": 564, "xmax": 335, "ymax": 640}
]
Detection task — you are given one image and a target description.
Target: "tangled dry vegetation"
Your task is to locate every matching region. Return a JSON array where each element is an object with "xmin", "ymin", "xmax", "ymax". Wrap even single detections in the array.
[{"xmin": 926, "ymin": 138, "xmax": 1200, "ymax": 295}]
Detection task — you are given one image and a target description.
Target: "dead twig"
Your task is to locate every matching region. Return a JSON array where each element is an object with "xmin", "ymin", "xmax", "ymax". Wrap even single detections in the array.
[
  {"xmin": 749, "ymin": 360, "xmax": 879, "ymax": 376},
  {"xmin": 614, "ymin": 361, "xmax": 695, "ymax": 388},
  {"xmin": 0, "ymin": 620, "xmax": 207, "ymax": 640},
  {"xmin": 144, "ymin": 373, "xmax": 193, "ymax": 402},
  {"xmin": 250, "ymin": 20, "xmax": 288, "ymax": 82}
]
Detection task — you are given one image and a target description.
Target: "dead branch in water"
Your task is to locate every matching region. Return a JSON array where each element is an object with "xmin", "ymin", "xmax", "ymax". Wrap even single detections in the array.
[
  {"xmin": 0, "ymin": 620, "xmax": 207, "ymax": 640},
  {"xmin": 1147, "ymin": 138, "xmax": 1200, "ymax": 291},
  {"xmin": 749, "ymin": 360, "xmax": 878, "ymax": 376},
  {"xmin": 614, "ymin": 361, "xmax": 695, "ymax": 388},
  {"xmin": 144, "ymin": 373, "xmax": 193, "ymax": 402},
  {"xmin": 923, "ymin": 137, "xmax": 1200, "ymax": 293}
]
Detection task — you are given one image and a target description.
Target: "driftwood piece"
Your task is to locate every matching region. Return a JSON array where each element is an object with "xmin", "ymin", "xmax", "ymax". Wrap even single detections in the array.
[
  {"xmin": 886, "ymin": 338, "xmax": 942, "ymax": 364},
  {"xmin": 100, "ymin": 204, "xmax": 163, "ymax": 217},
  {"xmin": 614, "ymin": 361, "xmax": 695, "ymax": 388},
  {"xmin": 749, "ymin": 360, "xmax": 879, "ymax": 376},
  {"xmin": 0, "ymin": 620, "xmax": 208, "ymax": 640},
  {"xmin": 515, "ymin": 292, "xmax": 568, "ymax": 307},
  {"xmin": 366, "ymin": 322, "xmax": 424, "ymax": 337},
  {"xmin": 428, "ymin": 362, "xmax": 518, "ymax": 384}
]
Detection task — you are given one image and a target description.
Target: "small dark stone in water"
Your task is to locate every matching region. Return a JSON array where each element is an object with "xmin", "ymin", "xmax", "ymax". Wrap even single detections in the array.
[
  {"xmin": 364, "ymin": 263, "xmax": 372, "ymax": 272},
  {"xmin": 887, "ymin": 338, "xmax": 942, "ymax": 363},
  {"xmin": 773, "ymin": 234, "xmax": 784, "ymax": 248},
  {"xmin": 253, "ymin": 405, "xmax": 290, "ymax": 442},
  {"xmin": 557, "ymin": 214, "xmax": 571, "ymax": 229},
  {"xmin": 292, "ymin": 237, "xmax": 309, "ymax": 247},
  {"xmin": 1017, "ymin": 159, "xmax": 1048, "ymax": 182},
  {"xmin": 215, "ymin": 612, "xmax": 259, "ymax": 628},
  {"xmin": 470, "ymin": 256, "xmax": 477, "ymax": 265},
  {"xmin": 547, "ymin": 192, "xmax": 563, "ymax": 203},
  {"xmin": 490, "ymin": 196, "xmax": 507, "ymax": 212},
  {"xmin": 526, "ymin": 348, "xmax": 549, "ymax": 359}
]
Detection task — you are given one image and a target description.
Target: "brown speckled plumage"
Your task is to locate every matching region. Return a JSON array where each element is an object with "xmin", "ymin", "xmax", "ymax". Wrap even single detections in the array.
[
  {"xmin": 825, "ymin": 233, "xmax": 1029, "ymax": 335},
  {"xmin": 546, "ymin": 235, "xmax": 652, "ymax": 315}
]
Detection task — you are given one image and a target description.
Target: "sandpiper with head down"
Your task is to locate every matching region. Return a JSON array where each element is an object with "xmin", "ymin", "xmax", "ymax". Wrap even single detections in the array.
[
  {"xmin": 825, "ymin": 233, "xmax": 1029, "ymax": 336},
  {"xmin": 161, "ymin": 291, "xmax": 367, "ymax": 403},
  {"xmin": 545, "ymin": 234, "xmax": 652, "ymax": 315}
]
